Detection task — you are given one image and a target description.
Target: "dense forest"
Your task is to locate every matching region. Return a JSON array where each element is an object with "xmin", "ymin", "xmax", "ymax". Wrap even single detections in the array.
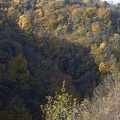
[{"xmin": 0, "ymin": 0, "xmax": 120, "ymax": 120}]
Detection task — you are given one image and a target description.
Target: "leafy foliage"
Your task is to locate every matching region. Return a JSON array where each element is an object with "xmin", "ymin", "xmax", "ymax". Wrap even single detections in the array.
[
  {"xmin": 9, "ymin": 54, "xmax": 29, "ymax": 81},
  {"xmin": 41, "ymin": 81, "xmax": 78, "ymax": 120},
  {"xmin": 0, "ymin": 0, "xmax": 120, "ymax": 119}
]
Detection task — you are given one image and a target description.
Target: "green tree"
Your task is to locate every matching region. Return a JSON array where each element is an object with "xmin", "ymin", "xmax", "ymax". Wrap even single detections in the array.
[
  {"xmin": 1, "ymin": 96, "xmax": 32, "ymax": 120},
  {"xmin": 9, "ymin": 54, "xmax": 29, "ymax": 82}
]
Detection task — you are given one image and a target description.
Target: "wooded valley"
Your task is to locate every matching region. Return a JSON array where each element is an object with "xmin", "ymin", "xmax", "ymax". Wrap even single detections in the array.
[{"xmin": 0, "ymin": 0, "xmax": 120, "ymax": 119}]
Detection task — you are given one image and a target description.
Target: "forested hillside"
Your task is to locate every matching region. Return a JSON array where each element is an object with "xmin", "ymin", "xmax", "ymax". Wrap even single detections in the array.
[{"xmin": 0, "ymin": 0, "xmax": 120, "ymax": 120}]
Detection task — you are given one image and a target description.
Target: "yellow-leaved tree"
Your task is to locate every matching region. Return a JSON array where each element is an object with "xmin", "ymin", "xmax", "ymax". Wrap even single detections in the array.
[
  {"xmin": 92, "ymin": 22, "xmax": 101, "ymax": 34},
  {"xmin": 18, "ymin": 14, "xmax": 33, "ymax": 34},
  {"xmin": 41, "ymin": 80, "xmax": 78, "ymax": 120}
]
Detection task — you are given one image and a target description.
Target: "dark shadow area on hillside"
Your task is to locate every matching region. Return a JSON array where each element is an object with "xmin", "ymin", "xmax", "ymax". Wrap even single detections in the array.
[
  {"xmin": 0, "ymin": 10, "xmax": 100, "ymax": 120},
  {"xmin": 110, "ymin": 9, "xmax": 120, "ymax": 33}
]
